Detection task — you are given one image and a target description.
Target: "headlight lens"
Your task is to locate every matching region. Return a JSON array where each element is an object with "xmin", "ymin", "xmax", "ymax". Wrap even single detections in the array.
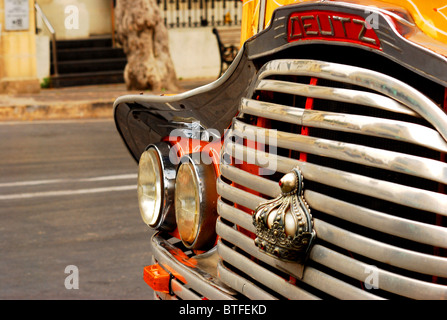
[
  {"xmin": 175, "ymin": 154, "xmax": 218, "ymax": 249},
  {"xmin": 138, "ymin": 147, "xmax": 162, "ymax": 226},
  {"xmin": 175, "ymin": 162, "xmax": 200, "ymax": 245},
  {"xmin": 138, "ymin": 143, "xmax": 176, "ymax": 230}
]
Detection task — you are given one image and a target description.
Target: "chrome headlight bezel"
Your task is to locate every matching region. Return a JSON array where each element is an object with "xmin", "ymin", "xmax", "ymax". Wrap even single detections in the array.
[
  {"xmin": 137, "ymin": 142, "xmax": 177, "ymax": 231},
  {"xmin": 174, "ymin": 153, "xmax": 218, "ymax": 250}
]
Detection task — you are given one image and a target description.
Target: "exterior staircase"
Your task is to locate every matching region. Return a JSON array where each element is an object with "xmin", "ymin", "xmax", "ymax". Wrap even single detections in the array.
[{"xmin": 50, "ymin": 36, "xmax": 127, "ymax": 88}]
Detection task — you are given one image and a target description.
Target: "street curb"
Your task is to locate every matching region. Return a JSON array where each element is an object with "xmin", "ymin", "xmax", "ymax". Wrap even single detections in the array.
[
  {"xmin": 0, "ymin": 101, "xmax": 117, "ymax": 121},
  {"xmin": 0, "ymin": 78, "xmax": 214, "ymax": 122}
]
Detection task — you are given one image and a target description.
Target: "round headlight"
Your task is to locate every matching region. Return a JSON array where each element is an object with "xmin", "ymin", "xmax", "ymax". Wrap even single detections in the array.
[
  {"xmin": 138, "ymin": 143, "xmax": 176, "ymax": 231},
  {"xmin": 175, "ymin": 154, "xmax": 218, "ymax": 249}
]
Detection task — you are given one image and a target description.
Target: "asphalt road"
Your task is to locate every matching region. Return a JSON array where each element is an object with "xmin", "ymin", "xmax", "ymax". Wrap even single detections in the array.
[{"xmin": 0, "ymin": 119, "xmax": 156, "ymax": 300}]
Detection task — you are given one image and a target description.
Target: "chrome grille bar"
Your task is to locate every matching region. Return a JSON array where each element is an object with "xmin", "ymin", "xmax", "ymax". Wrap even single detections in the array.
[
  {"xmin": 217, "ymin": 176, "xmax": 447, "ymax": 278},
  {"xmin": 310, "ymin": 245, "xmax": 447, "ymax": 300},
  {"xmin": 316, "ymin": 219, "xmax": 447, "ymax": 278},
  {"xmin": 304, "ymin": 190, "xmax": 447, "ymax": 249},
  {"xmin": 220, "ymin": 163, "xmax": 280, "ymax": 198},
  {"xmin": 216, "ymin": 217, "xmax": 384, "ymax": 299},
  {"xmin": 240, "ymin": 97, "xmax": 447, "ymax": 153},
  {"xmin": 217, "ymin": 195, "xmax": 447, "ymax": 299},
  {"xmin": 217, "ymin": 216, "xmax": 306, "ymax": 279},
  {"xmin": 220, "ymin": 162, "xmax": 447, "ymax": 248},
  {"xmin": 217, "ymin": 58, "xmax": 447, "ymax": 299},
  {"xmin": 224, "ymin": 141, "xmax": 447, "ymax": 216},
  {"xmin": 216, "ymin": 176, "xmax": 264, "ymax": 210},
  {"xmin": 232, "ymin": 119, "xmax": 447, "ymax": 185},
  {"xmin": 217, "ymin": 261, "xmax": 277, "ymax": 300},
  {"xmin": 217, "ymin": 240, "xmax": 320, "ymax": 299},
  {"xmin": 255, "ymin": 79, "xmax": 419, "ymax": 116},
  {"xmin": 305, "ymin": 190, "xmax": 447, "ymax": 248},
  {"xmin": 255, "ymin": 59, "xmax": 447, "ymax": 140},
  {"xmin": 217, "ymin": 199, "xmax": 255, "ymax": 233}
]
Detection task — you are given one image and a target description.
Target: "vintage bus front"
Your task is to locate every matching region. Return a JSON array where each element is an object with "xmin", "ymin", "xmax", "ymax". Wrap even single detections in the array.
[{"xmin": 114, "ymin": 0, "xmax": 447, "ymax": 300}]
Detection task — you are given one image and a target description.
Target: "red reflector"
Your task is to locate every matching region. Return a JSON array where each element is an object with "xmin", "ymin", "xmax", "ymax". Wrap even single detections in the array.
[
  {"xmin": 143, "ymin": 264, "xmax": 186, "ymax": 294},
  {"xmin": 287, "ymin": 10, "xmax": 381, "ymax": 50}
]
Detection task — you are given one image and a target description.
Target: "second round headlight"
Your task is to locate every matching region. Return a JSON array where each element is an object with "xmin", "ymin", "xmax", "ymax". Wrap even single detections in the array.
[{"xmin": 175, "ymin": 154, "xmax": 218, "ymax": 249}]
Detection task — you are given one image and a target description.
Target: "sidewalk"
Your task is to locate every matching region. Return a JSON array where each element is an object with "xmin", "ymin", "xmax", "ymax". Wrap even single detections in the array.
[{"xmin": 0, "ymin": 78, "xmax": 214, "ymax": 121}]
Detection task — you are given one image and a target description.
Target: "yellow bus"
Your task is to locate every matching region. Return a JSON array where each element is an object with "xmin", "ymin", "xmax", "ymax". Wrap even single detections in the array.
[{"xmin": 114, "ymin": 0, "xmax": 447, "ymax": 300}]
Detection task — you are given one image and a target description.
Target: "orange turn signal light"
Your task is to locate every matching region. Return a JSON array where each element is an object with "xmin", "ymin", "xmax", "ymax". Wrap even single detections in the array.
[{"xmin": 143, "ymin": 264, "xmax": 186, "ymax": 294}]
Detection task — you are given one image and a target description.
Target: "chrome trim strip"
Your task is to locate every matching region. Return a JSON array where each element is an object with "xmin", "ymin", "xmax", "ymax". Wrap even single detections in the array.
[
  {"xmin": 216, "ymin": 176, "xmax": 266, "ymax": 211},
  {"xmin": 310, "ymin": 245, "xmax": 447, "ymax": 300},
  {"xmin": 254, "ymin": 60, "xmax": 447, "ymax": 141},
  {"xmin": 240, "ymin": 98, "xmax": 305, "ymax": 121},
  {"xmin": 217, "ymin": 261, "xmax": 277, "ymax": 300},
  {"xmin": 113, "ymin": 48, "xmax": 246, "ymax": 111},
  {"xmin": 297, "ymin": 260, "xmax": 384, "ymax": 300},
  {"xmin": 241, "ymin": 97, "xmax": 447, "ymax": 152},
  {"xmin": 217, "ymin": 199, "xmax": 256, "ymax": 233},
  {"xmin": 254, "ymin": 80, "xmax": 418, "ymax": 117},
  {"xmin": 301, "ymin": 110, "xmax": 447, "ymax": 153},
  {"xmin": 232, "ymin": 119, "xmax": 447, "ymax": 185},
  {"xmin": 170, "ymin": 279, "xmax": 202, "ymax": 300},
  {"xmin": 224, "ymin": 142, "xmax": 447, "ymax": 215},
  {"xmin": 305, "ymin": 190, "xmax": 447, "ymax": 249},
  {"xmin": 216, "ymin": 218, "xmax": 384, "ymax": 299},
  {"xmin": 151, "ymin": 233, "xmax": 236, "ymax": 300},
  {"xmin": 217, "ymin": 239, "xmax": 320, "ymax": 299},
  {"xmin": 220, "ymin": 163, "xmax": 280, "ymax": 198}
]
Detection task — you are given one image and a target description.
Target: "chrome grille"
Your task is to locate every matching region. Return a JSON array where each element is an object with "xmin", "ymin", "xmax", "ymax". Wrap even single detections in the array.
[{"xmin": 217, "ymin": 59, "xmax": 447, "ymax": 299}]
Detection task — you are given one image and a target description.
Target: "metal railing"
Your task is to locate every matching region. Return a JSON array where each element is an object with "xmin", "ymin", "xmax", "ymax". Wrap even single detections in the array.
[
  {"xmin": 34, "ymin": 3, "xmax": 58, "ymax": 76},
  {"xmin": 157, "ymin": 0, "xmax": 243, "ymax": 28}
]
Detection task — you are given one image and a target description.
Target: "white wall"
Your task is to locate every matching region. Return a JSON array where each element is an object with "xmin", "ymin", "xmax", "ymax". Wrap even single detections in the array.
[
  {"xmin": 35, "ymin": 34, "xmax": 50, "ymax": 84},
  {"xmin": 168, "ymin": 27, "xmax": 221, "ymax": 80}
]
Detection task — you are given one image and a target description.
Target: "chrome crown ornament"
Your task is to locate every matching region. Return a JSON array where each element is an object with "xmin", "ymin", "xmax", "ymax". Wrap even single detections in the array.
[{"xmin": 253, "ymin": 168, "xmax": 316, "ymax": 261}]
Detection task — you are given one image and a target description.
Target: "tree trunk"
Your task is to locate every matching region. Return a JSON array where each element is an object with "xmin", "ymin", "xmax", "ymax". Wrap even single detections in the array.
[{"xmin": 115, "ymin": 0, "xmax": 179, "ymax": 91}]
